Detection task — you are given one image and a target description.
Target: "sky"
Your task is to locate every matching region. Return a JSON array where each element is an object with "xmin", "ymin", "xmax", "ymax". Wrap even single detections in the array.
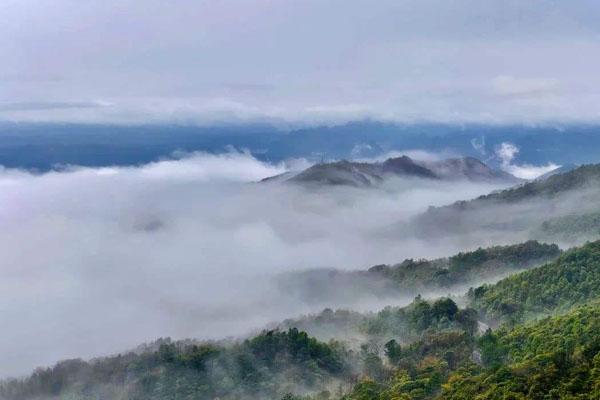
[{"xmin": 1, "ymin": 0, "xmax": 600, "ymax": 125}]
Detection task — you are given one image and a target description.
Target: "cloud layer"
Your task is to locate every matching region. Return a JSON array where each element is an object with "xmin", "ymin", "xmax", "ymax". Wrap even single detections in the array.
[
  {"xmin": 0, "ymin": 152, "xmax": 510, "ymax": 377},
  {"xmin": 1, "ymin": 0, "xmax": 600, "ymax": 124}
]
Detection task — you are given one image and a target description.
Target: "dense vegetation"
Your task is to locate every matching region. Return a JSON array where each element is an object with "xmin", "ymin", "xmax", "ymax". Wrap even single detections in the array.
[
  {"xmin": 469, "ymin": 240, "xmax": 600, "ymax": 324},
  {"xmin": 468, "ymin": 163, "xmax": 600, "ymax": 204},
  {"xmin": 0, "ymin": 329, "xmax": 352, "ymax": 400},
  {"xmin": 6, "ymin": 239, "xmax": 600, "ymax": 400},
  {"xmin": 442, "ymin": 303, "xmax": 600, "ymax": 399},
  {"xmin": 335, "ymin": 303, "xmax": 600, "ymax": 400},
  {"xmin": 280, "ymin": 296, "xmax": 478, "ymax": 346},
  {"xmin": 538, "ymin": 211, "xmax": 600, "ymax": 242},
  {"xmin": 368, "ymin": 240, "xmax": 560, "ymax": 291},
  {"xmin": 413, "ymin": 164, "xmax": 600, "ymax": 243},
  {"xmin": 277, "ymin": 241, "xmax": 560, "ymax": 320},
  {"xmin": 297, "ymin": 240, "xmax": 600, "ymax": 399}
]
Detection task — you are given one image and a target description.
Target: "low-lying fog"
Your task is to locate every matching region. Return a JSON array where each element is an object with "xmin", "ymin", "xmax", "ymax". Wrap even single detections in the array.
[{"xmin": 0, "ymin": 152, "xmax": 525, "ymax": 376}]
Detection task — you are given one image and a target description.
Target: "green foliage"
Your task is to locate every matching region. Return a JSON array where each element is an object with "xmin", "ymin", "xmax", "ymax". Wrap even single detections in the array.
[
  {"xmin": 538, "ymin": 211, "xmax": 600, "ymax": 242},
  {"xmin": 359, "ymin": 297, "xmax": 477, "ymax": 344},
  {"xmin": 0, "ymin": 329, "xmax": 351, "ymax": 400},
  {"xmin": 477, "ymin": 330, "xmax": 504, "ymax": 368},
  {"xmin": 342, "ymin": 303, "xmax": 600, "ymax": 400},
  {"xmin": 442, "ymin": 303, "xmax": 600, "ymax": 399},
  {"xmin": 6, "ymin": 236, "xmax": 599, "ymax": 400},
  {"xmin": 470, "ymin": 240, "xmax": 600, "ymax": 324},
  {"xmin": 486, "ymin": 164, "xmax": 600, "ymax": 203},
  {"xmin": 384, "ymin": 340, "xmax": 402, "ymax": 365},
  {"xmin": 431, "ymin": 298, "xmax": 458, "ymax": 321},
  {"xmin": 343, "ymin": 356, "xmax": 455, "ymax": 400},
  {"xmin": 370, "ymin": 241, "xmax": 560, "ymax": 292},
  {"xmin": 415, "ymin": 164, "xmax": 600, "ymax": 243}
]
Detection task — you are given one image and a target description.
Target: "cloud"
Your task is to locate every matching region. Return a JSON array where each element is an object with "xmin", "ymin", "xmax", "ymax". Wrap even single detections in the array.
[
  {"xmin": 355, "ymin": 149, "xmax": 458, "ymax": 163},
  {"xmin": 0, "ymin": 100, "xmax": 110, "ymax": 112},
  {"xmin": 496, "ymin": 142, "xmax": 520, "ymax": 164},
  {"xmin": 1, "ymin": 1, "xmax": 600, "ymax": 125},
  {"xmin": 496, "ymin": 142, "xmax": 560, "ymax": 179},
  {"xmin": 0, "ymin": 152, "xmax": 510, "ymax": 377},
  {"xmin": 470, "ymin": 136, "xmax": 486, "ymax": 155},
  {"xmin": 492, "ymin": 75, "xmax": 560, "ymax": 97}
]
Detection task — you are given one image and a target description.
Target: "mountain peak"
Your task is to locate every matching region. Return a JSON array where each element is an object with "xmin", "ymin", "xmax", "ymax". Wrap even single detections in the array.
[{"xmin": 262, "ymin": 155, "xmax": 519, "ymax": 187}]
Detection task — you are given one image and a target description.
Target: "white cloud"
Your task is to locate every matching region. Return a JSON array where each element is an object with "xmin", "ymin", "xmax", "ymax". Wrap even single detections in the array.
[
  {"xmin": 495, "ymin": 142, "xmax": 560, "ymax": 179},
  {"xmin": 496, "ymin": 142, "xmax": 520, "ymax": 164},
  {"xmin": 470, "ymin": 136, "xmax": 486, "ymax": 155},
  {"xmin": 355, "ymin": 149, "xmax": 457, "ymax": 163},
  {"xmin": 0, "ymin": 152, "xmax": 510, "ymax": 377},
  {"xmin": 1, "ymin": 1, "xmax": 600, "ymax": 125},
  {"xmin": 492, "ymin": 75, "xmax": 560, "ymax": 97}
]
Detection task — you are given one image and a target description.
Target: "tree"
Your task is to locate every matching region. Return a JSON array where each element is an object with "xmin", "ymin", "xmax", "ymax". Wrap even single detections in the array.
[
  {"xmin": 384, "ymin": 340, "xmax": 402, "ymax": 365},
  {"xmin": 432, "ymin": 298, "xmax": 458, "ymax": 321}
]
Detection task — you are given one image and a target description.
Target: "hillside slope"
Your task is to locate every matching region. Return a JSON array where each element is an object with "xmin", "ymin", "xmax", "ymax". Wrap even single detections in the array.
[
  {"xmin": 276, "ymin": 241, "xmax": 560, "ymax": 309},
  {"xmin": 469, "ymin": 240, "xmax": 600, "ymax": 325},
  {"xmin": 0, "ymin": 329, "xmax": 352, "ymax": 400},
  {"xmin": 412, "ymin": 164, "xmax": 600, "ymax": 244}
]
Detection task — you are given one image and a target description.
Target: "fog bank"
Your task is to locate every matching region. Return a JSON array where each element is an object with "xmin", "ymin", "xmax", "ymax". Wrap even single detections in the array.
[{"xmin": 0, "ymin": 152, "xmax": 509, "ymax": 376}]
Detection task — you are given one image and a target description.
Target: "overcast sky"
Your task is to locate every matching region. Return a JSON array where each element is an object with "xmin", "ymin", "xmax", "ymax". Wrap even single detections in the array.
[{"xmin": 1, "ymin": 0, "xmax": 600, "ymax": 125}]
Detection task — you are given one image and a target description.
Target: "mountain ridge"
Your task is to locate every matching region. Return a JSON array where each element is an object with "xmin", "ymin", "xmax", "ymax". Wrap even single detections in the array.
[{"xmin": 262, "ymin": 155, "xmax": 520, "ymax": 187}]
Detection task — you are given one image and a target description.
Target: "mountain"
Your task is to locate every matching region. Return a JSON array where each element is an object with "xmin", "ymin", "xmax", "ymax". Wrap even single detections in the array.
[
  {"xmin": 263, "ymin": 156, "xmax": 519, "ymax": 187},
  {"xmin": 340, "ymin": 240, "xmax": 600, "ymax": 400},
  {"xmin": 537, "ymin": 211, "xmax": 600, "ymax": 242},
  {"xmin": 0, "ymin": 329, "xmax": 352, "ymax": 400},
  {"xmin": 412, "ymin": 163, "xmax": 600, "ymax": 243},
  {"xmin": 536, "ymin": 163, "xmax": 578, "ymax": 181},
  {"xmin": 457, "ymin": 163, "xmax": 600, "ymax": 203},
  {"xmin": 419, "ymin": 157, "xmax": 518, "ymax": 182},
  {"xmin": 469, "ymin": 240, "xmax": 600, "ymax": 325},
  {"xmin": 6, "ymin": 240, "xmax": 600, "ymax": 400},
  {"xmin": 442, "ymin": 302, "xmax": 600, "ymax": 400},
  {"xmin": 276, "ymin": 241, "xmax": 560, "ymax": 308},
  {"xmin": 2, "ymin": 122, "xmax": 600, "ymax": 172}
]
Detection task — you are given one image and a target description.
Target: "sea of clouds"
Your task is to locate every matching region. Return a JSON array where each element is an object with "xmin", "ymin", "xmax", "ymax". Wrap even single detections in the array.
[{"xmin": 0, "ymin": 151, "xmax": 514, "ymax": 377}]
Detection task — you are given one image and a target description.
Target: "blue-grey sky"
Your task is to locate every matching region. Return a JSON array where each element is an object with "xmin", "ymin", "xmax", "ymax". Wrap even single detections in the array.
[{"xmin": 2, "ymin": 0, "xmax": 600, "ymax": 125}]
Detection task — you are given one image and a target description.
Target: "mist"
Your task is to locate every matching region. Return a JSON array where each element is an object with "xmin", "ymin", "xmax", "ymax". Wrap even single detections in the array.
[{"xmin": 0, "ymin": 151, "xmax": 517, "ymax": 377}]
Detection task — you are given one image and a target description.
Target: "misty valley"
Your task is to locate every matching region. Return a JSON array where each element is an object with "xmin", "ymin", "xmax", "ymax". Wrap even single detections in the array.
[
  {"xmin": 4, "ymin": 2, "xmax": 600, "ymax": 398},
  {"xmin": 3, "ymin": 150, "xmax": 600, "ymax": 400}
]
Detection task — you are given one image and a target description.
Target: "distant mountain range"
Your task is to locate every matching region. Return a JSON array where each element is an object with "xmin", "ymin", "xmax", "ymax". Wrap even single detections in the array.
[
  {"xmin": 262, "ymin": 156, "xmax": 520, "ymax": 187},
  {"xmin": 1, "ymin": 121, "xmax": 600, "ymax": 171}
]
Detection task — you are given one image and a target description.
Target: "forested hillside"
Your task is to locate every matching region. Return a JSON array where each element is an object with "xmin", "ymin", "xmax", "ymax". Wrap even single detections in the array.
[
  {"xmin": 453, "ymin": 163, "xmax": 600, "ymax": 206},
  {"xmin": 537, "ymin": 211, "xmax": 600, "ymax": 242},
  {"xmin": 441, "ymin": 304, "xmax": 600, "ymax": 399},
  {"xmin": 369, "ymin": 240, "xmax": 560, "ymax": 290},
  {"xmin": 0, "ymin": 329, "xmax": 352, "ymax": 400},
  {"xmin": 328, "ymin": 241, "xmax": 600, "ymax": 400},
  {"xmin": 335, "ymin": 303, "xmax": 600, "ymax": 400},
  {"xmin": 3, "ymin": 239, "xmax": 599, "ymax": 400},
  {"xmin": 470, "ymin": 240, "xmax": 600, "ymax": 325},
  {"xmin": 412, "ymin": 164, "xmax": 600, "ymax": 244},
  {"xmin": 278, "ymin": 241, "xmax": 560, "ymax": 308}
]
